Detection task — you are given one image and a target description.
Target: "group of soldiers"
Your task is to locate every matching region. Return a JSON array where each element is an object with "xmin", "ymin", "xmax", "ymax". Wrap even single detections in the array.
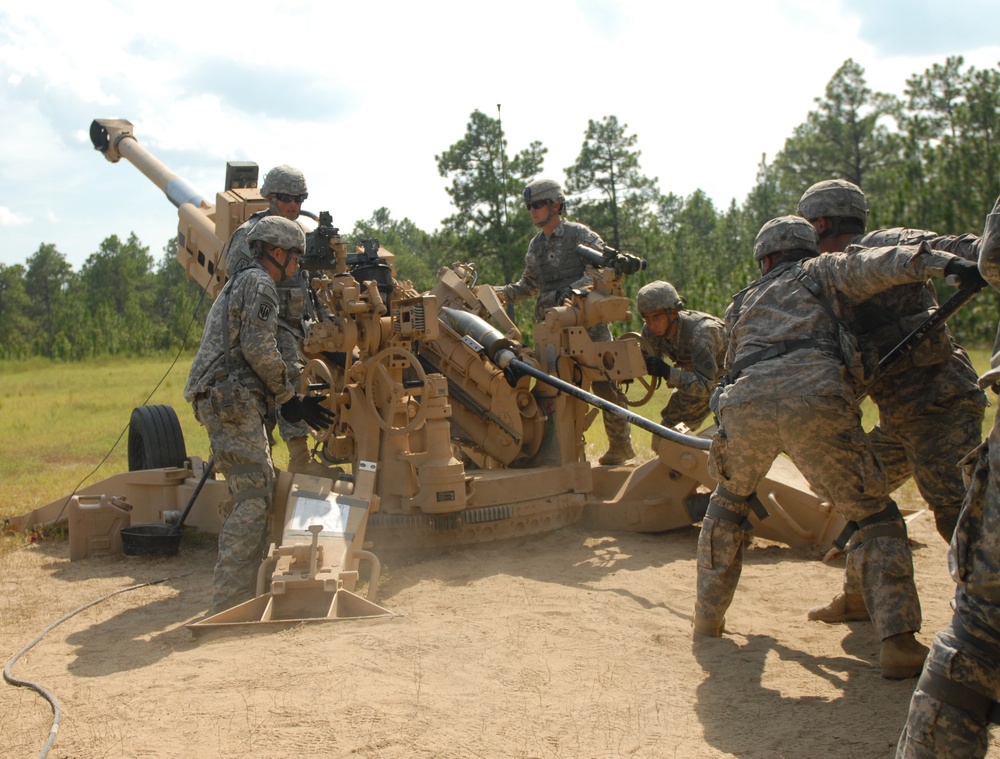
[{"xmin": 182, "ymin": 164, "xmax": 1000, "ymax": 756}]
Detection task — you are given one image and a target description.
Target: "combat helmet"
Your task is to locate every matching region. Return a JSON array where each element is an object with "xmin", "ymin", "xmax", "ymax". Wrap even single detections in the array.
[
  {"xmin": 636, "ymin": 281, "xmax": 684, "ymax": 315},
  {"xmin": 797, "ymin": 179, "xmax": 868, "ymax": 225},
  {"xmin": 753, "ymin": 216, "xmax": 819, "ymax": 264},
  {"xmin": 523, "ymin": 178, "xmax": 566, "ymax": 206},
  {"xmin": 248, "ymin": 215, "xmax": 306, "ymax": 254},
  {"xmin": 260, "ymin": 165, "xmax": 308, "ymax": 198}
]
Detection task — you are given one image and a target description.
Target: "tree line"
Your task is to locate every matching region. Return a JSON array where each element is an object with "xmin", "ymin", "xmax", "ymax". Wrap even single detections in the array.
[{"xmin": 2, "ymin": 56, "xmax": 998, "ymax": 361}]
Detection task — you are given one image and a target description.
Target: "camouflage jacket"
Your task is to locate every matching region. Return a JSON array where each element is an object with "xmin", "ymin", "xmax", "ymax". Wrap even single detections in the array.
[
  {"xmin": 641, "ymin": 310, "xmax": 726, "ymax": 398},
  {"xmin": 719, "ymin": 244, "xmax": 955, "ymax": 409},
  {"xmin": 183, "ymin": 262, "xmax": 295, "ymax": 405},
  {"xmin": 223, "ymin": 211, "xmax": 312, "ymax": 340},
  {"xmin": 502, "ymin": 220, "xmax": 604, "ymax": 320}
]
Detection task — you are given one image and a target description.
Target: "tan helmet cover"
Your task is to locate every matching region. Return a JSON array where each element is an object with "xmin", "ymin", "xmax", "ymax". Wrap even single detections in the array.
[{"xmin": 753, "ymin": 215, "xmax": 820, "ymax": 263}]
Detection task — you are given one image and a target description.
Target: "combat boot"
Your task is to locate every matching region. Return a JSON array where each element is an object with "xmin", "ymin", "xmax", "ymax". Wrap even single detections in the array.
[
  {"xmin": 286, "ymin": 437, "xmax": 335, "ymax": 477},
  {"xmin": 599, "ymin": 442, "xmax": 636, "ymax": 466},
  {"xmin": 693, "ymin": 614, "xmax": 725, "ymax": 638},
  {"xmin": 879, "ymin": 632, "xmax": 929, "ymax": 679},
  {"xmin": 807, "ymin": 592, "xmax": 870, "ymax": 623}
]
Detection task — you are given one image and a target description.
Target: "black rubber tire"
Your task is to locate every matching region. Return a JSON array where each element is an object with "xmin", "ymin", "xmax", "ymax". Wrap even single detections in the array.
[{"xmin": 128, "ymin": 405, "xmax": 187, "ymax": 471}]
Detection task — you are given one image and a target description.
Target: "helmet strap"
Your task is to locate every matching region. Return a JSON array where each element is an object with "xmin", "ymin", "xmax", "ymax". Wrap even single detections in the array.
[{"xmin": 260, "ymin": 248, "xmax": 293, "ymax": 282}]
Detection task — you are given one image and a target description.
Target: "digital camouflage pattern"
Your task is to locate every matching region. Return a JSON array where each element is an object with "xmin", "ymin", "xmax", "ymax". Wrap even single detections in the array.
[
  {"xmin": 701, "ymin": 396, "xmax": 921, "ymax": 640},
  {"xmin": 194, "ymin": 394, "xmax": 273, "ymax": 611},
  {"xmin": 501, "ymin": 219, "xmax": 633, "ymax": 458},
  {"xmin": 752, "ymin": 214, "xmax": 819, "ymax": 263},
  {"xmin": 184, "ymin": 263, "xmax": 294, "ymax": 406},
  {"xmin": 641, "ymin": 309, "xmax": 726, "ymax": 428},
  {"xmin": 522, "ymin": 177, "xmax": 566, "ymax": 205},
  {"xmin": 500, "ymin": 219, "xmax": 604, "ymax": 320},
  {"xmin": 797, "ymin": 179, "xmax": 869, "ymax": 225},
  {"xmin": 852, "ymin": 227, "xmax": 986, "ymax": 540},
  {"xmin": 259, "ymin": 164, "xmax": 308, "ymax": 198},
  {"xmin": 222, "ymin": 212, "xmax": 313, "ymax": 442},
  {"xmin": 897, "ymin": 202, "xmax": 1000, "ymax": 758},
  {"xmin": 184, "ymin": 262, "xmax": 294, "ymax": 611},
  {"xmin": 697, "ymin": 241, "xmax": 960, "ymax": 640},
  {"xmin": 636, "ymin": 280, "xmax": 684, "ymax": 314}
]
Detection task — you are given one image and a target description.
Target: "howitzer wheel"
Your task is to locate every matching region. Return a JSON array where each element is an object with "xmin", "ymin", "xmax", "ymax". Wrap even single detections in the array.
[
  {"xmin": 364, "ymin": 347, "xmax": 428, "ymax": 435},
  {"xmin": 615, "ymin": 332, "xmax": 660, "ymax": 407},
  {"xmin": 128, "ymin": 405, "xmax": 187, "ymax": 471},
  {"xmin": 301, "ymin": 358, "xmax": 339, "ymax": 443}
]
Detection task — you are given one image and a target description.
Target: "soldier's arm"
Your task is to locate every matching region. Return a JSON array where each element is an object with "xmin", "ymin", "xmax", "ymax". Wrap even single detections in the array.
[
  {"xmin": 862, "ymin": 227, "xmax": 980, "ymax": 261},
  {"xmin": 501, "ymin": 249, "xmax": 541, "ymax": 304},
  {"xmin": 238, "ymin": 277, "xmax": 295, "ymax": 403},
  {"xmin": 667, "ymin": 323, "xmax": 726, "ymax": 397},
  {"xmin": 823, "ymin": 243, "xmax": 955, "ymax": 304}
]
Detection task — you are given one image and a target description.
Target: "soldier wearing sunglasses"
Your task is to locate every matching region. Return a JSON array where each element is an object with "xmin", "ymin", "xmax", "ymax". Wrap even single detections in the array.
[
  {"xmin": 496, "ymin": 178, "xmax": 635, "ymax": 466},
  {"xmin": 221, "ymin": 165, "xmax": 330, "ymax": 477}
]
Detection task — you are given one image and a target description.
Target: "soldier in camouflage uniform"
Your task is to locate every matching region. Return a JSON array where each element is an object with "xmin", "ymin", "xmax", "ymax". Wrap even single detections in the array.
[
  {"xmin": 186, "ymin": 216, "xmax": 334, "ymax": 612},
  {"xmin": 223, "ymin": 165, "xmax": 328, "ymax": 476},
  {"xmin": 694, "ymin": 215, "xmax": 984, "ymax": 679},
  {"xmin": 799, "ymin": 180, "xmax": 987, "ymax": 627},
  {"xmin": 636, "ymin": 280, "xmax": 726, "ymax": 431},
  {"xmin": 497, "ymin": 178, "xmax": 635, "ymax": 465},
  {"xmin": 896, "ymin": 195, "xmax": 1000, "ymax": 757}
]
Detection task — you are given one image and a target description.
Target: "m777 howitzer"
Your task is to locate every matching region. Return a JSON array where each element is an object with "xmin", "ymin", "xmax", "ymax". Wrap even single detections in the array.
[{"xmin": 9, "ymin": 118, "xmax": 849, "ymax": 630}]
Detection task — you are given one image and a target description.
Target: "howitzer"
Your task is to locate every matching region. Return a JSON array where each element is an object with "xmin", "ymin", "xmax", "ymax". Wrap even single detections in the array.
[{"xmin": 10, "ymin": 116, "xmax": 865, "ymax": 635}]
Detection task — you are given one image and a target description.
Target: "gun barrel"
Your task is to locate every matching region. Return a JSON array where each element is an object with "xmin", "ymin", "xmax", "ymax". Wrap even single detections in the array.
[{"xmin": 90, "ymin": 119, "xmax": 210, "ymax": 210}]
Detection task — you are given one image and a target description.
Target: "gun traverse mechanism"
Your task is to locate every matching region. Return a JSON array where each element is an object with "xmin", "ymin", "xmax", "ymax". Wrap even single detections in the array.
[{"xmin": 9, "ymin": 118, "xmax": 851, "ymax": 631}]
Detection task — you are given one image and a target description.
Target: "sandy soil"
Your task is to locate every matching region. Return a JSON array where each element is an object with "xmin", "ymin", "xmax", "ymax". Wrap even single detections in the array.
[{"xmin": 2, "ymin": 506, "xmax": 998, "ymax": 759}]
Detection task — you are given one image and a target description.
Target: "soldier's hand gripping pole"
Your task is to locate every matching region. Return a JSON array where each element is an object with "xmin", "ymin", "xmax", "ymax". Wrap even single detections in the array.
[{"xmin": 854, "ymin": 284, "xmax": 981, "ymax": 401}]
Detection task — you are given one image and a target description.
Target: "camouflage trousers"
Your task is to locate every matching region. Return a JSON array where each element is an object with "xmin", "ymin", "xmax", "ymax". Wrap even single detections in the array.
[
  {"xmin": 696, "ymin": 395, "xmax": 921, "ymax": 640},
  {"xmin": 592, "ymin": 380, "xmax": 633, "ymax": 452},
  {"xmin": 870, "ymin": 391, "xmax": 984, "ymax": 541},
  {"xmin": 195, "ymin": 393, "xmax": 275, "ymax": 612},
  {"xmin": 896, "ymin": 620, "xmax": 1000, "ymax": 758}
]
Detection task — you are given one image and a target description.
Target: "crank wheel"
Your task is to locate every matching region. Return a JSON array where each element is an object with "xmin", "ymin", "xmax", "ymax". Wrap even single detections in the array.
[
  {"xmin": 616, "ymin": 331, "xmax": 661, "ymax": 407},
  {"xmin": 364, "ymin": 347, "xmax": 428, "ymax": 434}
]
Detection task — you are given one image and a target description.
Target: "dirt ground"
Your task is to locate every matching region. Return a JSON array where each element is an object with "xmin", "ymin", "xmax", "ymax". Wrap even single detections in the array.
[{"xmin": 2, "ymin": 505, "xmax": 998, "ymax": 759}]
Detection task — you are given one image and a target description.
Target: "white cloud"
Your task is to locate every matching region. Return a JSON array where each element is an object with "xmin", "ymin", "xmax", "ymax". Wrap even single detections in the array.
[
  {"xmin": 0, "ymin": 0, "xmax": 998, "ymax": 270},
  {"xmin": 0, "ymin": 206, "xmax": 28, "ymax": 225}
]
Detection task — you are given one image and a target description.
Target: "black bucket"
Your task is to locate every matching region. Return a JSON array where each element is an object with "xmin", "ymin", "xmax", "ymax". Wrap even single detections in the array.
[{"xmin": 121, "ymin": 524, "xmax": 183, "ymax": 556}]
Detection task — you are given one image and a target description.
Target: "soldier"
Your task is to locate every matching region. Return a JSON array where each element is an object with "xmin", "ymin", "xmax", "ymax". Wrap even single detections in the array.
[
  {"xmin": 799, "ymin": 179, "xmax": 987, "ymax": 627},
  {"xmin": 897, "ymin": 195, "xmax": 1000, "ymax": 756},
  {"xmin": 636, "ymin": 280, "xmax": 726, "ymax": 432},
  {"xmin": 694, "ymin": 215, "xmax": 985, "ymax": 680},
  {"xmin": 185, "ymin": 216, "xmax": 334, "ymax": 612},
  {"xmin": 497, "ymin": 178, "xmax": 635, "ymax": 465},
  {"xmin": 223, "ymin": 165, "xmax": 328, "ymax": 476}
]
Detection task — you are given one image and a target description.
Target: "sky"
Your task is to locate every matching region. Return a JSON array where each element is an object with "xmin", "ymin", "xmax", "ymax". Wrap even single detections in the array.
[{"xmin": 1, "ymin": 0, "xmax": 999, "ymax": 271}]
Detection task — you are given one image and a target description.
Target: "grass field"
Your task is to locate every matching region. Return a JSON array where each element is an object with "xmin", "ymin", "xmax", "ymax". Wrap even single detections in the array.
[{"xmin": 1, "ymin": 348, "xmax": 995, "ymax": 544}]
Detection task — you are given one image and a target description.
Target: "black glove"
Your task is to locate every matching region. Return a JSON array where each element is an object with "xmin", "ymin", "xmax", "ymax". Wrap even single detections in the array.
[
  {"xmin": 555, "ymin": 288, "xmax": 574, "ymax": 305},
  {"xmin": 944, "ymin": 257, "xmax": 987, "ymax": 292},
  {"xmin": 645, "ymin": 355, "xmax": 672, "ymax": 379},
  {"xmin": 281, "ymin": 395, "xmax": 335, "ymax": 430}
]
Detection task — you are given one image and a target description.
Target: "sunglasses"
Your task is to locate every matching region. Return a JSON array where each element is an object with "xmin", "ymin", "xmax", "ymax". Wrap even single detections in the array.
[
  {"xmin": 526, "ymin": 200, "xmax": 550, "ymax": 210},
  {"xmin": 274, "ymin": 192, "xmax": 307, "ymax": 203}
]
